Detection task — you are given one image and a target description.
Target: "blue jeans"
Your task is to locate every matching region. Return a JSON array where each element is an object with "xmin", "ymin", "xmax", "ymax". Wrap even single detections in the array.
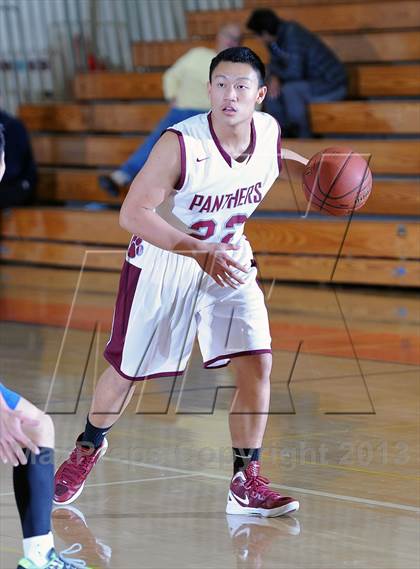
[
  {"xmin": 264, "ymin": 80, "xmax": 347, "ymax": 138},
  {"xmin": 120, "ymin": 107, "xmax": 207, "ymax": 181}
]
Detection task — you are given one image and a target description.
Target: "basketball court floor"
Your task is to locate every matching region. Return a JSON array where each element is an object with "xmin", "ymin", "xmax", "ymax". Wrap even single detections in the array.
[{"xmin": 0, "ymin": 270, "xmax": 419, "ymax": 568}]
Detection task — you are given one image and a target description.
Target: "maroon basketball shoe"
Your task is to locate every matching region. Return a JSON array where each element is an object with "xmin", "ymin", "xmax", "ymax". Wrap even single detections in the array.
[
  {"xmin": 226, "ymin": 461, "xmax": 299, "ymax": 517},
  {"xmin": 53, "ymin": 438, "xmax": 108, "ymax": 505}
]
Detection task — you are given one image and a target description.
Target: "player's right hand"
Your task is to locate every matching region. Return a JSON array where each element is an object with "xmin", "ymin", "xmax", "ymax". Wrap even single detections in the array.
[
  {"xmin": 193, "ymin": 242, "xmax": 248, "ymax": 288},
  {"xmin": 0, "ymin": 407, "xmax": 40, "ymax": 466}
]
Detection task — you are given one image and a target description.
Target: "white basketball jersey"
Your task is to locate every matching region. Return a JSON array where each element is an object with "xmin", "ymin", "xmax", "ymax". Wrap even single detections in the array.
[{"xmin": 156, "ymin": 111, "xmax": 281, "ymax": 244}]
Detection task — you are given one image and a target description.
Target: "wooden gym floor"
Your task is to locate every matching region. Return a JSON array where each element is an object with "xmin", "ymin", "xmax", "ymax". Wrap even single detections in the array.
[{"xmin": 0, "ymin": 270, "xmax": 419, "ymax": 568}]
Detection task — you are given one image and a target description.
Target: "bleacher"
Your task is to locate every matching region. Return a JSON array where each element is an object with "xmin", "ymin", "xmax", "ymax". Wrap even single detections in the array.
[{"xmin": 1, "ymin": 0, "xmax": 419, "ymax": 287}]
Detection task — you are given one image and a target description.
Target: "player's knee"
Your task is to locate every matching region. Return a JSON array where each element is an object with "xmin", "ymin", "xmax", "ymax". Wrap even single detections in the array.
[
  {"xmin": 234, "ymin": 354, "xmax": 272, "ymax": 388},
  {"xmin": 250, "ymin": 354, "xmax": 272, "ymax": 378},
  {"xmin": 108, "ymin": 370, "xmax": 136, "ymax": 401},
  {"xmin": 31, "ymin": 411, "xmax": 55, "ymax": 448},
  {"xmin": 251, "ymin": 371, "xmax": 271, "ymax": 389}
]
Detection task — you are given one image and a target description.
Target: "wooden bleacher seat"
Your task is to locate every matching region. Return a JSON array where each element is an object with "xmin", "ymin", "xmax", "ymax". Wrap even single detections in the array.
[
  {"xmin": 74, "ymin": 72, "xmax": 164, "ymax": 100},
  {"xmin": 186, "ymin": 1, "xmax": 420, "ymax": 37},
  {"xmin": 132, "ymin": 38, "xmax": 266, "ymax": 68},
  {"xmin": 255, "ymin": 256, "xmax": 420, "ymax": 286},
  {"xmin": 259, "ymin": 178, "xmax": 420, "ymax": 216},
  {"xmin": 19, "ymin": 103, "xmax": 168, "ymax": 132},
  {"xmin": 31, "ymin": 135, "xmax": 143, "ymax": 166},
  {"xmin": 73, "ymin": 64, "xmax": 420, "ymax": 103},
  {"xmin": 37, "ymin": 169, "xmax": 120, "ymax": 205},
  {"xmin": 20, "ymin": 100, "xmax": 420, "ymax": 136},
  {"xmin": 35, "ymin": 168, "xmax": 420, "ymax": 218},
  {"xmin": 352, "ymin": 64, "xmax": 420, "ymax": 97},
  {"xmin": 30, "ymin": 135, "xmax": 420, "ymax": 175},
  {"xmin": 310, "ymin": 101, "xmax": 420, "ymax": 134},
  {"xmin": 1, "ymin": 208, "xmax": 418, "ymax": 286},
  {"xmin": 243, "ymin": 0, "xmax": 382, "ymax": 6},
  {"xmin": 132, "ymin": 31, "xmax": 420, "ymax": 68}
]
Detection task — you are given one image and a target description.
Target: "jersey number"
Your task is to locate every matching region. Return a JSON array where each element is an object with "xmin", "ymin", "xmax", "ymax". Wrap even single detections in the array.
[{"xmin": 190, "ymin": 214, "xmax": 248, "ymax": 243}]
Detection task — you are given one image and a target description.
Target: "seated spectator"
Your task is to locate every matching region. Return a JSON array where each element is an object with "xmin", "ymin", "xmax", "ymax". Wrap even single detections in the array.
[
  {"xmin": 247, "ymin": 9, "xmax": 347, "ymax": 137},
  {"xmin": 99, "ymin": 23, "xmax": 242, "ymax": 197},
  {"xmin": 0, "ymin": 107, "xmax": 37, "ymax": 208}
]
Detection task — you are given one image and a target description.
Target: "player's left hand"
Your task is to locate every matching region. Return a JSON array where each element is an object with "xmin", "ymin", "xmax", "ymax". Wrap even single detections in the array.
[
  {"xmin": 193, "ymin": 242, "xmax": 248, "ymax": 288},
  {"xmin": 0, "ymin": 407, "xmax": 40, "ymax": 466}
]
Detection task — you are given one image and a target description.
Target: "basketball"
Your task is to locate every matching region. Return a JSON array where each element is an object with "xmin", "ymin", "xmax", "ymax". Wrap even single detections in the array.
[{"xmin": 302, "ymin": 147, "xmax": 372, "ymax": 216}]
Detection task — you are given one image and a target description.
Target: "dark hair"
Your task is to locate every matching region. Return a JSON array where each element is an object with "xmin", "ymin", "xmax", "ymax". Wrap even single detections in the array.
[
  {"xmin": 246, "ymin": 9, "xmax": 281, "ymax": 37},
  {"xmin": 209, "ymin": 47, "xmax": 266, "ymax": 86},
  {"xmin": 0, "ymin": 125, "xmax": 4, "ymax": 155}
]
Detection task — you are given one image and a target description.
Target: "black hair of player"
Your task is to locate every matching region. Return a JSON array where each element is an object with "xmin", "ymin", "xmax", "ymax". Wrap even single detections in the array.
[
  {"xmin": 209, "ymin": 47, "xmax": 266, "ymax": 87},
  {"xmin": 246, "ymin": 9, "xmax": 281, "ymax": 37}
]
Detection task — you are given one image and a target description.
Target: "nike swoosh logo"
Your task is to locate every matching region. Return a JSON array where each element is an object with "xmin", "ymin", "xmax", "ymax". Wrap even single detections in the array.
[
  {"xmin": 231, "ymin": 492, "xmax": 249, "ymax": 506},
  {"xmin": 196, "ymin": 157, "xmax": 209, "ymax": 162}
]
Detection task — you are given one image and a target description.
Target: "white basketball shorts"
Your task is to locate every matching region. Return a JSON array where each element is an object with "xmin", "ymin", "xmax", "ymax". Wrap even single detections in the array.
[{"xmin": 104, "ymin": 236, "xmax": 271, "ymax": 380}]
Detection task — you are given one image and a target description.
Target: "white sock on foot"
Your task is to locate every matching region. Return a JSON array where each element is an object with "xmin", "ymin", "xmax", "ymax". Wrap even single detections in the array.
[{"xmin": 23, "ymin": 531, "xmax": 54, "ymax": 566}]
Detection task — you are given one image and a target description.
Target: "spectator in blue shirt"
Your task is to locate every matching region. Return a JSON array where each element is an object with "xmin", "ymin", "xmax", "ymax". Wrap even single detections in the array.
[
  {"xmin": 247, "ymin": 9, "xmax": 347, "ymax": 137},
  {"xmin": 0, "ymin": 108, "xmax": 37, "ymax": 208}
]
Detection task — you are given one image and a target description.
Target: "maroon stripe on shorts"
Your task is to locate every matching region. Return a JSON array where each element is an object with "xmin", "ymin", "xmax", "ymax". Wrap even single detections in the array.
[
  {"xmin": 109, "ymin": 367, "xmax": 186, "ymax": 382},
  {"xmin": 104, "ymin": 261, "xmax": 142, "ymax": 375},
  {"xmin": 204, "ymin": 349, "xmax": 272, "ymax": 368}
]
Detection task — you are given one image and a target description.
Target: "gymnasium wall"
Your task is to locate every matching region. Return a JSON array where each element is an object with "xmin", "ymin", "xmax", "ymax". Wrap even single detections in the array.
[{"xmin": 0, "ymin": 0, "xmax": 243, "ymax": 113}]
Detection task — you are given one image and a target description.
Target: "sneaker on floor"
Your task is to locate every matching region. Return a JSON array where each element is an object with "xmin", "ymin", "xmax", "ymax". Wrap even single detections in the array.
[
  {"xmin": 53, "ymin": 437, "xmax": 108, "ymax": 505},
  {"xmin": 53, "ymin": 505, "xmax": 112, "ymax": 567},
  {"xmin": 17, "ymin": 547, "xmax": 92, "ymax": 568},
  {"xmin": 226, "ymin": 461, "xmax": 299, "ymax": 517},
  {"xmin": 98, "ymin": 175, "xmax": 120, "ymax": 197}
]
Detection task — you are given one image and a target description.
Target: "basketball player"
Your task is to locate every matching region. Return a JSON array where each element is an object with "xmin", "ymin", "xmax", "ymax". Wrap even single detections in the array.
[
  {"xmin": 54, "ymin": 47, "xmax": 308, "ymax": 517},
  {"xmin": 0, "ymin": 133, "xmax": 91, "ymax": 569}
]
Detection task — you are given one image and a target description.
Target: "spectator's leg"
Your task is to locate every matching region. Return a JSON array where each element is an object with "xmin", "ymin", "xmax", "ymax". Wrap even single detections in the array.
[
  {"xmin": 119, "ymin": 108, "xmax": 204, "ymax": 182},
  {"xmin": 311, "ymin": 84, "xmax": 348, "ymax": 104},
  {"xmin": 280, "ymin": 81, "xmax": 312, "ymax": 138}
]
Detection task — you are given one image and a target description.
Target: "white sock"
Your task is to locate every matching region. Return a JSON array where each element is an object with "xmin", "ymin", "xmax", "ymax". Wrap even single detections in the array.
[
  {"xmin": 23, "ymin": 532, "xmax": 54, "ymax": 566},
  {"xmin": 111, "ymin": 170, "xmax": 131, "ymax": 186}
]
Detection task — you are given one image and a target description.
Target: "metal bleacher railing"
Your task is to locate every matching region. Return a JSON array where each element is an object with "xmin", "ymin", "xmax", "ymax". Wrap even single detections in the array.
[{"xmin": 0, "ymin": 0, "xmax": 243, "ymax": 113}]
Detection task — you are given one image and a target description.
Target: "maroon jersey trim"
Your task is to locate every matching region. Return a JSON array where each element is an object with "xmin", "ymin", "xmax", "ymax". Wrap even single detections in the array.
[
  {"xmin": 166, "ymin": 128, "xmax": 186, "ymax": 190},
  {"xmin": 275, "ymin": 119, "xmax": 282, "ymax": 175},
  {"xmin": 207, "ymin": 113, "xmax": 256, "ymax": 168}
]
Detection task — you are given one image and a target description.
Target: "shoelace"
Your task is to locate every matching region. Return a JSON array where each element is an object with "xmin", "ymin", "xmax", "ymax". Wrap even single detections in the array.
[
  {"xmin": 60, "ymin": 449, "xmax": 95, "ymax": 486},
  {"xmin": 244, "ymin": 473, "xmax": 279, "ymax": 499},
  {"xmin": 59, "ymin": 543, "xmax": 87, "ymax": 568}
]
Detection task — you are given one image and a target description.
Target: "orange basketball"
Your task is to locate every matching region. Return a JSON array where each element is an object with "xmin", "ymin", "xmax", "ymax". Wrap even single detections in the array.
[{"xmin": 302, "ymin": 147, "xmax": 372, "ymax": 216}]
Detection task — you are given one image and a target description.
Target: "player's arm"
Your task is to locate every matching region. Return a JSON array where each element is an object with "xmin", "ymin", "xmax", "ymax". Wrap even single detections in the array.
[
  {"xmin": 280, "ymin": 147, "xmax": 308, "ymax": 180},
  {"xmin": 119, "ymin": 132, "xmax": 247, "ymax": 287},
  {"xmin": 120, "ymin": 131, "xmax": 203, "ymax": 254},
  {"xmin": 0, "ymin": 392, "xmax": 40, "ymax": 466}
]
